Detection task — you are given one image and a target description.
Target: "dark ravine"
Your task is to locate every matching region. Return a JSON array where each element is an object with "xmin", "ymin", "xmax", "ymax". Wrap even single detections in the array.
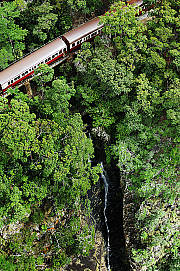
[
  {"xmin": 105, "ymin": 161, "xmax": 130, "ymax": 271},
  {"xmin": 92, "ymin": 135, "xmax": 130, "ymax": 271},
  {"xmin": 101, "ymin": 163, "xmax": 111, "ymax": 271}
]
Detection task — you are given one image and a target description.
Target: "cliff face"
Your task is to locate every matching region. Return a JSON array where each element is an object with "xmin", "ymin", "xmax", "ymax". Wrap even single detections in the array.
[
  {"xmin": 64, "ymin": 176, "xmax": 108, "ymax": 271},
  {"xmin": 61, "ymin": 171, "xmax": 108, "ymax": 271},
  {"xmin": 123, "ymin": 178, "xmax": 140, "ymax": 270},
  {"xmin": 64, "ymin": 230, "xmax": 107, "ymax": 271},
  {"xmin": 0, "ymin": 194, "xmax": 107, "ymax": 271}
]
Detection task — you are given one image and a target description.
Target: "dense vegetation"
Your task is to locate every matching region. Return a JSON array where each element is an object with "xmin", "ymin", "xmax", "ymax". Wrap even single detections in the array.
[
  {"xmin": 0, "ymin": 75, "xmax": 101, "ymax": 269},
  {"xmin": 0, "ymin": 0, "xmax": 179, "ymax": 270}
]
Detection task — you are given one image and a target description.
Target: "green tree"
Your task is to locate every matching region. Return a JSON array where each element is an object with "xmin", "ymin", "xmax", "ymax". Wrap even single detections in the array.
[
  {"xmin": 18, "ymin": 0, "xmax": 58, "ymax": 49},
  {"xmin": 0, "ymin": 86, "xmax": 100, "ymax": 268},
  {"xmin": 43, "ymin": 77, "xmax": 76, "ymax": 124},
  {"xmin": 56, "ymin": 0, "xmax": 110, "ymax": 16},
  {"xmin": 14, "ymin": 0, "xmax": 26, "ymax": 11},
  {"xmin": 100, "ymin": 1, "xmax": 147, "ymax": 70},
  {"xmin": 32, "ymin": 1, "xmax": 58, "ymax": 42},
  {"xmin": 74, "ymin": 38, "xmax": 134, "ymax": 128},
  {"xmin": 0, "ymin": 1, "xmax": 27, "ymax": 69},
  {"xmin": 33, "ymin": 63, "xmax": 54, "ymax": 98}
]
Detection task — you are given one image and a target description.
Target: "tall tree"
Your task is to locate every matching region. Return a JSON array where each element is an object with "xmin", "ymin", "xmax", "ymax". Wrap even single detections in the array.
[
  {"xmin": 74, "ymin": 39, "xmax": 134, "ymax": 128},
  {"xmin": 18, "ymin": 0, "xmax": 58, "ymax": 49},
  {"xmin": 100, "ymin": 0, "xmax": 147, "ymax": 70},
  {"xmin": 32, "ymin": 1, "xmax": 58, "ymax": 42},
  {"xmin": 0, "ymin": 1, "xmax": 27, "ymax": 69}
]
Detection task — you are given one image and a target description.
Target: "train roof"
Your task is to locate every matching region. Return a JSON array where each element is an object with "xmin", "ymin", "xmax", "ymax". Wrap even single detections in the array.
[
  {"xmin": 63, "ymin": 17, "xmax": 103, "ymax": 44},
  {"xmin": 127, "ymin": 0, "xmax": 143, "ymax": 5},
  {"xmin": 0, "ymin": 38, "xmax": 66, "ymax": 85}
]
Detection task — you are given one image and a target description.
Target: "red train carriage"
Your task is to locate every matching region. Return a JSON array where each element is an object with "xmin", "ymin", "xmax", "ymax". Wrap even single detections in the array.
[
  {"xmin": 0, "ymin": 38, "xmax": 67, "ymax": 94},
  {"xmin": 62, "ymin": 17, "xmax": 103, "ymax": 52}
]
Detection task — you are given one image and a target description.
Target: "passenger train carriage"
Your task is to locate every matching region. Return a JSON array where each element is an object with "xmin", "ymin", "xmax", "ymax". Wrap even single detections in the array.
[
  {"xmin": 62, "ymin": 17, "xmax": 103, "ymax": 52},
  {"xmin": 0, "ymin": 0, "xmax": 143, "ymax": 95},
  {"xmin": 0, "ymin": 38, "xmax": 67, "ymax": 93}
]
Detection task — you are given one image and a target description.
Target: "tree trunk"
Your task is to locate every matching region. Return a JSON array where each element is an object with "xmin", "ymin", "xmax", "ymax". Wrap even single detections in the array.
[{"xmin": 25, "ymin": 79, "xmax": 33, "ymax": 98}]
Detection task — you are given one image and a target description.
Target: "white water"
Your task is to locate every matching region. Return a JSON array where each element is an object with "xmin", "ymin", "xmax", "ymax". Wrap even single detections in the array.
[
  {"xmin": 88, "ymin": 133, "xmax": 92, "ymax": 163},
  {"xmin": 101, "ymin": 162, "xmax": 111, "ymax": 271}
]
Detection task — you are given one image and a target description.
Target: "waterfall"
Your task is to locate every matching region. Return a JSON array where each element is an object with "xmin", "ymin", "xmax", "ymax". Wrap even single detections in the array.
[
  {"xmin": 88, "ymin": 133, "xmax": 92, "ymax": 163},
  {"xmin": 101, "ymin": 162, "xmax": 111, "ymax": 271}
]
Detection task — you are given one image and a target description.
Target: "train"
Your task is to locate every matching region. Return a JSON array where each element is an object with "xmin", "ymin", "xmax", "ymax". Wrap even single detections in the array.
[{"xmin": 0, "ymin": 0, "xmax": 143, "ymax": 95}]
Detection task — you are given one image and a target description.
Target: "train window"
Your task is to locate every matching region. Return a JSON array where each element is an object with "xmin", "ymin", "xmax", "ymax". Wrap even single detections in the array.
[
  {"xmin": 22, "ymin": 73, "xmax": 25, "ymax": 77},
  {"xmin": 52, "ymin": 53, "xmax": 58, "ymax": 58},
  {"xmin": 48, "ymin": 57, "xmax": 51, "ymax": 61},
  {"xmin": 45, "ymin": 59, "xmax": 48, "ymax": 63},
  {"xmin": 29, "ymin": 68, "xmax": 31, "ymax": 72},
  {"xmin": 55, "ymin": 53, "xmax": 58, "ymax": 57},
  {"xmin": 11, "ymin": 80, "xmax": 13, "ymax": 83},
  {"xmin": 59, "ymin": 50, "xmax": 62, "ymax": 54},
  {"xmin": 41, "ymin": 61, "xmax": 44, "ymax": 64},
  {"xmin": 63, "ymin": 48, "xmax": 66, "ymax": 53},
  {"xmin": 14, "ymin": 76, "xmax": 20, "ymax": 81},
  {"xmin": 72, "ymin": 43, "xmax": 75, "ymax": 47},
  {"xmin": 25, "ymin": 71, "xmax": 28, "ymax": 75},
  {"xmin": 8, "ymin": 81, "xmax": 10, "ymax": 85},
  {"xmin": 77, "ymin": 41, "xmax": 80, "ymax": 45}
]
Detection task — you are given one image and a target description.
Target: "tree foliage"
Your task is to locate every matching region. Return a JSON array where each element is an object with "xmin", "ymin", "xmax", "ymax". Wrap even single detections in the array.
[
  {"xmin": 0, "ymin": 82, "xmax": 100, "ymax": 268},
  {"xmin": 0, "ymin": 0, "xmax": 179, "ymax": 269},
  {"xmin": 0, "ymin": 1, "xmax": 27, "ymax": 69},
  {"xmin": 73, "ymin": 1, "xmax": 180, "ymax": 270}
]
